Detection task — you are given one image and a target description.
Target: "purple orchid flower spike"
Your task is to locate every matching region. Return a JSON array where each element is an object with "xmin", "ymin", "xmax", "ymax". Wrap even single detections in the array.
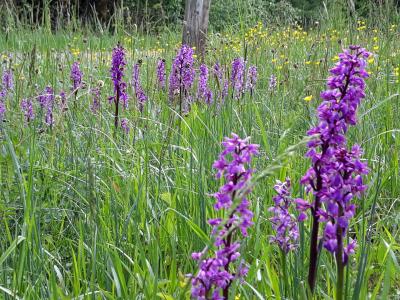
[
  {"xmin": 70, "ymin": 61, "xmax": 83, "ymax": 91},
  {"xmin": 191, "ymin": 133, "xmax": 259, "ymax": 300},
  {"xmin": 157, "ymin": 59, "xmax": 166, "ymax": 89},
  {"xmin": 197, "ymin": 64, "xmax": 213, "ymax": 105},
  {"xmin": 169, "ymin": 45, "xmax": 195, "ymax": 114},
  {"xmin": 299, "ymin": 45, "xmax": 370, "ymax": 297},
  {"xmin": 231, "ymin": 58, "xmax": 245, "ymax": 99},
  {"xmin": 21, "ymin": 98, "xmax": 35, "ymax": 123},
  {"xmin": 246, "ymin": 65, "xmax": 257, "ymax": 96},
  {"xmin": 109, "ymin": 43, "xmax": 128, "ymax": 128},
  {"xmin": 133, "ymin": 61, "xmax": 148, "ymax": 113},
  {"xmin": 37, "ymin": 86, "xmax": 55, "ymax": 126}
]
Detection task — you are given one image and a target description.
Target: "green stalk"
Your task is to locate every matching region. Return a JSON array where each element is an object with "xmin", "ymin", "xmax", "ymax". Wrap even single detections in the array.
[
  {"xmin": 336, "ymin": 206, "xmax": 344, "ymax": 300},
  {"xmin": 336, "ymin": 248, "xmax": 344, "ymax": 300},
  {"xmin": 281, "ymin": 249, "xmax": 289, "ymax": 297}
]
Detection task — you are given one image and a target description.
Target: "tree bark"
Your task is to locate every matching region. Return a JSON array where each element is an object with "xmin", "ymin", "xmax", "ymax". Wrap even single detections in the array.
[
  {"xmin": 182, "ymin": 0, "xmax": 211, "ymax": 61},
  {"xmin": 96, "ymin": 0, "xmax": 110, "ymax": 22}
]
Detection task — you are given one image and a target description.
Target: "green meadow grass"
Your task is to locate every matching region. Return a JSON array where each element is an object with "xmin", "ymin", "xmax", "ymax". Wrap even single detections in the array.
[{"xmin": 0, "ymin": 11, "xmax": 400, "ymax": 300}]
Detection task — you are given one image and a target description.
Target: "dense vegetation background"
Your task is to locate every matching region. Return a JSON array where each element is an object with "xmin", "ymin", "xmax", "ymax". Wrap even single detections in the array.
[{"xmin": 2, "ymin": 0, "xmax": 400, "ymax": 32}]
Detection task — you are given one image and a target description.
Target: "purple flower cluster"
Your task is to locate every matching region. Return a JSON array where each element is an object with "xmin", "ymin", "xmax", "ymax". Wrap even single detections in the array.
[
  {"xmin": 299, "ymin": 46, "xmax": 370, "ymax": 263},
  {"xmin": 2, "ymin": 69, "xmax": 13, "ymax": 92},
  {"xmin": 0, "ymin": 69, "xmax": 14, "ymax": 119},
  {"xmin": 268, "ymin": 74, "xmax": 277, "ymax": 91},
  {"xmin": 316, "ymin": 145, "xmax": 366, "ymax": 263},
  {"xmin": 133, "ymin": 62, "xmax": 148, "ymax": 112},
  {"xmin": 109, "ymin": 44, "xmax": 128, "ymax": 108},
  {"xmin": 70, "ymin": 62, "xmax": 83, "ymax": 91},
  {"xmin": 37, "ymin": 86, "xmax": 55, "ymax": 126},
  {"xmin": 20, "ymin": 98, "xmax": 35, "ymax": 123},
  {"xmin": 168, "ymin": 45, "xmax": 195, "ymax": 102},
  {"xmin": 157, "ymin": 59, "xmax": 166, "ymax": 89},
  {"xmin": 231, "ymin": 58, "xmax": 245, "ymax": 99},
  {"xmin": 246, "ymin": 66, "xmax": 257, "ymax": 94},
  {"xmin": 268, "ymin": 178, "xmax": 299, "ymax": 253},
  {"xmin": 197, "ymin": 64, "xmax": 213, "ymax": 105},
  {"xmin": 191, "ymin": 133, "xmax": 259, "ymax": 300}
]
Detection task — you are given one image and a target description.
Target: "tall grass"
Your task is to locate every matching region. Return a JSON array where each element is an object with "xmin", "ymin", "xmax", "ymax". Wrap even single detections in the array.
[{"xmin": 0, "ymin": 2, "xmax": 399, "ymax": 299}]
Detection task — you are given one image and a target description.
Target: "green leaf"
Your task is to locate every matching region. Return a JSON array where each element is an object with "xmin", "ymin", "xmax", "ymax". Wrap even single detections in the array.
[{"xmin": 0, "ymin": 236, "xmax": 25, "ymax": 266}]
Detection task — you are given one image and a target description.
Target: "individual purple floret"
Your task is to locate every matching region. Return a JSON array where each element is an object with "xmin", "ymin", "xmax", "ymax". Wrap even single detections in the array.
[
  {"xmin": 298, "ymin": 45, "xmax": 370, "ymax": 293},
  {"xmin": 121, "ymin": 118, "xmax": 130, "ymax": 133},
  {"xmin": 168, "ymin": 45, "xmax": 195, "ymax": 111},
  {"xmin": 246, "ymin": 66, "xmax": 257, "ymax": 95},
  {"xmin": 268, "ymin": 178, "xmax": 299, "ymax": 253},
  {"xmin": 70, "ymin": 62, "xmax": 83, "ymax": 91},
  {"xmin": 197, "ymin": 64, "xmax": 213, "ymax": 105},
  {"xmin": 20, "ymin": 98, "xmax": 35, "ymax": 123},
  {"xmin": 157, "ymin": 59, "xmax": 166, "ymax": 89},
  {"xmin": 109, "ymin": 43, "xmax": 128, "ymax": 127},
  {"xmin": 191, "ymin": 133, "xmax": 259, "ymax": 300},
  {"xmin": 133, "ymin": 62, "xmax": 148, "ymax": 112},
  {"xmin": 231, "ymin": 58, "xmax": 245, "ymax": 99}
]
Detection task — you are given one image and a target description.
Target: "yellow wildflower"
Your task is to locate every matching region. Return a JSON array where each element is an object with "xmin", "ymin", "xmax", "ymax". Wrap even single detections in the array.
[{"xmin": 304, "ymin": 95, "xmax": 313, "ymax": 102}]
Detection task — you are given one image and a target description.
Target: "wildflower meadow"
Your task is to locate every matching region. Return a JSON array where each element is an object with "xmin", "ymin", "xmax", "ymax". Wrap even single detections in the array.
[{"xmin": 0, "ymin": 1, "xmax": 399, "ymax": 299}]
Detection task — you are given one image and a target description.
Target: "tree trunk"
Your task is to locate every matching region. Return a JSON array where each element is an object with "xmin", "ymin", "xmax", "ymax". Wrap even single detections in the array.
[
  {"xmin": 182, "ymin": 0, "xmax": 211, "ymax": 61},
  {"xmin": 96, "ymin": 0, "xmax": 110, "ymax": 22}
]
